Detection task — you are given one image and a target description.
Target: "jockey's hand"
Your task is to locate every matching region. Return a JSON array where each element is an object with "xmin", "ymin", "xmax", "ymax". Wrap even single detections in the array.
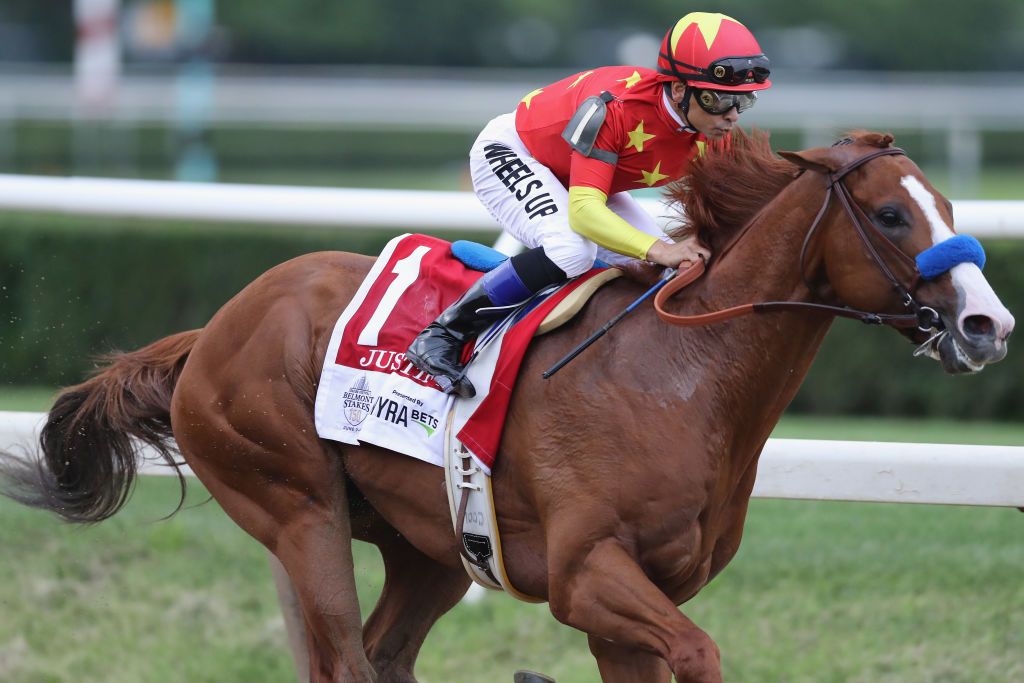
[{"xmin": 645, "ymin": 235, "xmax": 711, "ymax": 269}]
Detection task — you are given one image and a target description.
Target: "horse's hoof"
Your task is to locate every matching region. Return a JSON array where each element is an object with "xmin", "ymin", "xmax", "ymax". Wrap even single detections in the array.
[{"xmin": 514, "ymin": 671, "xmax": 555, "ymax": 683}]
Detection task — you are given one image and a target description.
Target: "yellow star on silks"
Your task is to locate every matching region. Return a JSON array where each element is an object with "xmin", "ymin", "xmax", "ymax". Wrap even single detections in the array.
[
  {"xmin": 695, "ymin": 140, "xmax": 707, "ymax": 158},
  {"xmin": 568, "ymin": 71, "xmax": 594, "ymax": 88},
  {"xmin": 617, "ymin": 70, "xmax": 642, "ymax": 89},
  {"xmin": 626, "ymin": 121, "xmax": 656, "ymax": 152},
  {"xmin": 521, "ymin": 88, "xmax": 543, "ymax": 108},
  {"xmin": 637, "ymin": 161, "xmax": 670, "ymax": 187}
]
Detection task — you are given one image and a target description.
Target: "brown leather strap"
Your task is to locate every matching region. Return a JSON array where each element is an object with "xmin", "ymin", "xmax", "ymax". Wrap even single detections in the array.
[
  {"xmin": 653, "ymin": 260, "xmax": 920, "ymax": 328},
  {"xmin": 653, "ymin": 145, "xmax": 930, "ymax": 331},
  {"xmin": 827, "ymin": 147, "xmax": 905, "ymax": 182},
  {"xmin": 654, "ymin": 261, "xmax": 755, "ymax": 326}
]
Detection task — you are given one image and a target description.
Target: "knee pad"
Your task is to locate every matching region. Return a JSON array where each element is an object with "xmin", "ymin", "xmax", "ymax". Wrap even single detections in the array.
[
  {"xmin": 532, "ymin": 225, "xmax": 597, "ymax": 278},
  {"xmin": 508, "ymin": 247, "xmax": 569, "ymax": 291}
]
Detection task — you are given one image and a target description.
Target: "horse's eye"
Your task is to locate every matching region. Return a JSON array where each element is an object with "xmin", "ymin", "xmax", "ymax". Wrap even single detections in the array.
[{"xmin": 877, "ymin": 208, "xmax": 904, "ymax": 228}]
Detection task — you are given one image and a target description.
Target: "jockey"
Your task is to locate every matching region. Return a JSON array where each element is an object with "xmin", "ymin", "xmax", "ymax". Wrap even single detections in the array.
[{"xmin": 407, "ymin": 12, "xmax": 772, "ymax": 397}]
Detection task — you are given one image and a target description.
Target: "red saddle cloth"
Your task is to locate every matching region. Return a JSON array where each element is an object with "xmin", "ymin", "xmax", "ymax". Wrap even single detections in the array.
[{"xmin": 316, "ymin": 233, "xmax": 608, "ymax": 471}]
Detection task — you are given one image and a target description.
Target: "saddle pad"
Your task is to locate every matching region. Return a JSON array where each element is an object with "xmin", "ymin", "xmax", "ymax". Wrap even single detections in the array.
[
  {"xmin": 314, "ymin": 233, "xmax": 476, "ymax": 465},
  {"xmin": 314, "ymin": 233, "xmax": 614, "ymax": 468}
]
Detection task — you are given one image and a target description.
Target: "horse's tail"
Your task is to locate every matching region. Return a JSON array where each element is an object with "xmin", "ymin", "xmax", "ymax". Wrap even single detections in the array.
[{"xmin": 0, "ymin": 329, "xmax": 202, "ymax": 524}]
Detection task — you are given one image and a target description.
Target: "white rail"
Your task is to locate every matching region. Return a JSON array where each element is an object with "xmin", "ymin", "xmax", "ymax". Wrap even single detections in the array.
[
  {"xmin": 0, "ymin": 174, "xmax": 1022, "ymax": 238},
  {"xmin": 2, "ymin": 411, "xmax": 1021, "ymax": 507}
]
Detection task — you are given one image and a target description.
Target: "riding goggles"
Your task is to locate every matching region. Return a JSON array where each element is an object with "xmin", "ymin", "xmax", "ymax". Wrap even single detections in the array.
[
  {"xmin": 702, "ymin": 55, "xmax": 771, "ymax": 87},
  {"xmin": 694, "ymin": 88, "xmax": 757, "ymax": 115}
]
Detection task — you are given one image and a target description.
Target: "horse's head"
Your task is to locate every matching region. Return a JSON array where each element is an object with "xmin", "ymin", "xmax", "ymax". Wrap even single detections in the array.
[{"xmin": 779, "ymin": 132, "xmax": 1014, "ymax": 374}]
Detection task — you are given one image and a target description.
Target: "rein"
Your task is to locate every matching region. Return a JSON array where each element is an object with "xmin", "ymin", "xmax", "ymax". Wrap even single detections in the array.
[{"xmin": 655, "ymin": 147, "xmax": 941, "ymax": 331}]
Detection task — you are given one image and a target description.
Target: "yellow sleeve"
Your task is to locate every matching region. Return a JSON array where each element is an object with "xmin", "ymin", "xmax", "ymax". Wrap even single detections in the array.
[{"xmin": 568, "ymin": 185, "xmax": 659, "ymax": 260}]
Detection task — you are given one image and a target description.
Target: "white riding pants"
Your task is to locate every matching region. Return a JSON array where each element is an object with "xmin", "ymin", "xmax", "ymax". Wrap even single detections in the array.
[{"xmin": 468, "ymin": 112, "xmax": 667, "ymax": 277}]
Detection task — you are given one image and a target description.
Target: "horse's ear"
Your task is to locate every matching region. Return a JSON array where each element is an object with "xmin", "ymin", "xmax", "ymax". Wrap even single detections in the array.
[
  {"xmin": 778, "ymin": 149, "xmax": 833, "ymax": 174},
  {"xmin": 862, "ymin": 131, "xmax": 896, "ymax": 148}
]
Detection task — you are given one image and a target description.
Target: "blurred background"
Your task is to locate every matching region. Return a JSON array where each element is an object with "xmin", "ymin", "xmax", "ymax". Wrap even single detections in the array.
[
  {"xmin": 0, "ymin": 3, "xmax": 1021, "ymax": 683},
  {"xmin": 4, "ymin": 0, "xmax": 1024, "ymax": 190},
  {"xmin": 1, "ymin": 0, "xmax": 1020, "ymax": 420}
]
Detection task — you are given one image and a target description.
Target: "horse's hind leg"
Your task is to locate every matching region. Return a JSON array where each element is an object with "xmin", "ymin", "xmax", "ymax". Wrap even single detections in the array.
[
  {"xmin": 265, "ymin": 498, "xmax": 470, "ymax": 683},
  {"xmin": 361, "ymin": 530, "xmax": 471, "ymax": 682},
  {"xmin": 269, "ymin": 554, "xmax": 312, "ymax": 681},
  {"xmin": 173, "ymin": 403, "xmax": 376, "ymax": 682},
  {"xmin": 274, "ymin": 475, "xmax": 374, "ymax": 683}
]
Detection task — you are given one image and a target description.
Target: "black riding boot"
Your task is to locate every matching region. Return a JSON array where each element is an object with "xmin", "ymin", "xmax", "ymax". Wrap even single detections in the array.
[
  {"xmin": 405, "ymin": 276, "xmax": 504, "ymax": 398},
  {"xmin": 406, "ymin": 247, "xmax": 568, "ymax": 398}
]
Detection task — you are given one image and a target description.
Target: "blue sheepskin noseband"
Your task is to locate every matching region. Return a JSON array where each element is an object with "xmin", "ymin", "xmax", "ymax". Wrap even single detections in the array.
[{"xmin": 915, "ymin": 234, "xmax": 986, "ymax": 280}]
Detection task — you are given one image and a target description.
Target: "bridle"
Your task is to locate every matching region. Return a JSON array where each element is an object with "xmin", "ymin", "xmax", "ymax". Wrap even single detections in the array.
[{"xmin": 654, "ymin": 146, "xmax": 942, "ymax": 332}]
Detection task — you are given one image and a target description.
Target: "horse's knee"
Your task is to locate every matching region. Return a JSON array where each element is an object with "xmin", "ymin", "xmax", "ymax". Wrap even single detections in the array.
[{"xmin": 667, "ymin": 628, "xmax": 722, "ymax": 683}]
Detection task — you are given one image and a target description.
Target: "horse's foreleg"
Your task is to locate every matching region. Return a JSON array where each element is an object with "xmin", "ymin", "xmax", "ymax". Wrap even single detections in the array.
[
  {"xmin": 360, "ymin": 532, "xmax": 471, "ymax": 682},
  {"xmin": 588, "ymin": 636, "xmax": 673, "ymax": 683},
  {"xmin": 548, "ymin": 538, "xmax": 721, "ymax": 683}
]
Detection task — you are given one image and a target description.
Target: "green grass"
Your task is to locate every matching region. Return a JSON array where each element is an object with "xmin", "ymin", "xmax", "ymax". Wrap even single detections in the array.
[
  {"xmin": 689, "ymin": 500, "xmax": 1023, "ymax": 683},
  {"xmin": 0, "ymin": 477, "xmax": 1019, "ymax": 683},
  {"xmin": 0, "ymin": 479, "xmax": 297, "ymax": 683},
  {"xmin": 0, "ymin": 387, "xmax": 58, "ymax": 412},
  {"xmin": 0, "ymin": 403, "xmax": 1021, "ymax": 681}
]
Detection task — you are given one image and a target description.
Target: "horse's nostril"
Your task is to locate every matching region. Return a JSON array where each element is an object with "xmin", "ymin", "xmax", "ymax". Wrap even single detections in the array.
[{"xmin": 962, "ymin": 315, "xmax": 995, "ymax": 339}]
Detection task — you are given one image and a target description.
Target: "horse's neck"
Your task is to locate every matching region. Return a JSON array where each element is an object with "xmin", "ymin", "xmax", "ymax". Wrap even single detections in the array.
[
  {"xmin": 698, "ymin": 172, "xmax": 825, "ymax": 313},
  {"xmin": 650, "ymin": 175, "xmax": 832, "ymax": 454}
]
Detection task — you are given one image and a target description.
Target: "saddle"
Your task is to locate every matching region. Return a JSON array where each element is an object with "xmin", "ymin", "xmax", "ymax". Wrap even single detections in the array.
[{"xmin": 449, "ymin": 239, "xmax": 623, "ymax": 337}]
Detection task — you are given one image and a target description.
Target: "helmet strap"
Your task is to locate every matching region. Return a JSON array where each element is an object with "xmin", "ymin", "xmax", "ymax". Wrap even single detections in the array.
[{"xmin": 665, "ymin": 82, "xmax": 697, "ymax": 133}]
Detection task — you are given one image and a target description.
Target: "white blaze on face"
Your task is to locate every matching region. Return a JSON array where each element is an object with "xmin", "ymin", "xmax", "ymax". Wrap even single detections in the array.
[
  {"xmin": 900, "ymin": 175, "xmax": 1015, "ymax": 343},
  {"xmin": 901, "ymin": 175, "xmax": 955, "ymax": 244}
]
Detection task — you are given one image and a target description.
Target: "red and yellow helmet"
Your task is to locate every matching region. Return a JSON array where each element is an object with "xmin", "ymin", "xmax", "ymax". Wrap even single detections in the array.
[{"xmin": 657, "ymin": 12, "xmax": 771, "ymax": 92}]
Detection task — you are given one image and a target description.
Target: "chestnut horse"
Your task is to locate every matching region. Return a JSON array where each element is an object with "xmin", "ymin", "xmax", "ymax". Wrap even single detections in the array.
[{"xmin": 1, "ymin": 131, "xmax": 1014, "ymax": 683}]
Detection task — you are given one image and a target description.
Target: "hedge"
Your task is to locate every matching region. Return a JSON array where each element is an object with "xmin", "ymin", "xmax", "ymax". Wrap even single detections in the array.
[
  {"xmin": 0, "ymin": 213, "xmax": 491, "ymax": 386},
  {"xmin": 1, "ymin": 213, "xmax": 1020, "ymax": 420}
]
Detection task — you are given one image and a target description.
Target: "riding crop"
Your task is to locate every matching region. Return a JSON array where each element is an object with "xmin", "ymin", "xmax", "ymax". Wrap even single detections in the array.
[{"xmin": 542, "ymin": 266, "xmax": 677, "ymax": 379}]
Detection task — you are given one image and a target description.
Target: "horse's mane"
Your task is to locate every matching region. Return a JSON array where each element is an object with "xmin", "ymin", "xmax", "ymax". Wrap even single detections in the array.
[
  {"xmin": 665, "ymin": 129, "xmax": 895, "ymax": 252},
  {"xmin": 662, "ymin": 129, "xmax": 795, "ymax": 252}
]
